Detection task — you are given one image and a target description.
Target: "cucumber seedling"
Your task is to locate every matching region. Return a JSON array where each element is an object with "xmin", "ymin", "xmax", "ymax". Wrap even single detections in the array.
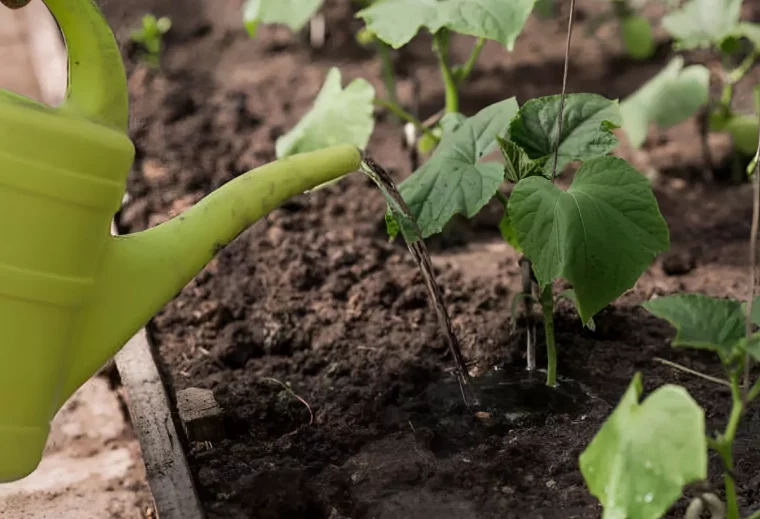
[
  {"xmin": 620, "ymin": 0, "xmax": 760, "ymax": 179},
  {"xmin": 579, "ymin": 292, "xmax": 760, "ymax": 519},
  {"xmin": 385, "ymin": 92, "xmax": 669, "ymax": 387},
  {"xmin": 129, "ymin": 14, "xmax": 172, "ymax": 69}
]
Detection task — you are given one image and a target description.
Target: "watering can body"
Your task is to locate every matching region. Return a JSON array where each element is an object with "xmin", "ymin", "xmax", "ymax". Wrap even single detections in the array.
[{"xmin": 0, "ymin": 0, "xmax": 360, "ymax": 482}]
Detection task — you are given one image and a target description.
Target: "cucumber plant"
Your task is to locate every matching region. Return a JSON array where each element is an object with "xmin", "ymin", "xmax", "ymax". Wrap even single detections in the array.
[
  {"xmin": 386, "ymin": 92, "xmax": 670, "ymax": 387},
  {"xmin": 620, "ymin": 0, "xmax": 760, "ymax": 174},
  {"xmin": 244, "ymin": 0, "xmax": 536, "ymax": 157},
  {"xmin": 271, "ymin": 0, "xmax": 671, "ymax": 388},
  {"xmin": 580, "ymin": 292, "xmax": 760, "ymax": 519}
]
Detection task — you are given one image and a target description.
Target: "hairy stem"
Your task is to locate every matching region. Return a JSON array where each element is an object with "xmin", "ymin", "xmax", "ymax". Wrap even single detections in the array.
[
  {"xmin": 540, "ymin": 285, "xmax": 557, "ymax": 387},
  {"xmin": 521, "ymin": 257, "xmax": 536, "ymax": 371},
  {"xmin": 744, "ymin": 87, "xmax": 760, "ymax": 402},
  {"xmin": 374, "ymin": 98, "xmax": 439, "ymax": 143},
  {"xmin": 434, "ymin": 30, "xmax": 459, "ymax": 113},
  {"xmin": 377, "ymin": 41, "xmax": 399, "ymax": 110},
  {"xmin": 458, "ymin": 38, "xmax": 486, "ymax": 83},
  {"xmin": 719, "ymin": 375, "xmax": 744, "ymax": 519}
]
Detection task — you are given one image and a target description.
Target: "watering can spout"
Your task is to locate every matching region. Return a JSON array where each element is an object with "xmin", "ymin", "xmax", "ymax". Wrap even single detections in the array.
[{"xmin": 62, "ymin": 145, "xmax": 361, "ymax": 404}]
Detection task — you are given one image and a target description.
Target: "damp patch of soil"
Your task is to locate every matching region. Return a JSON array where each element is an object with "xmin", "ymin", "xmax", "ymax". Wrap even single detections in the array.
[{"xmin": 99, "ymin": 0, "xmax": 760, "ymax": 517}]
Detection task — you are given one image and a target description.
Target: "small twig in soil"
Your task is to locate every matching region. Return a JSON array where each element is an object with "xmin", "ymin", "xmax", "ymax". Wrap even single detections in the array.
[
  {"xmin": 262, "ymin": 377, "xmax": 314, "ymax": 429},
  {"xmin": 550, "ymin": 0, "xmax": 576, "ymax": 183},
  {"xmin": 653, "ymin": 357, "xmax": 731, "ymax": 388}
]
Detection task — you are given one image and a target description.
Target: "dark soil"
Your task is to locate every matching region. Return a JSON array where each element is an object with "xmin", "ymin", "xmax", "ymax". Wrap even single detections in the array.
[{"xmin": 99, "ymin": 0, "xmax": 760, "ymax": 517}]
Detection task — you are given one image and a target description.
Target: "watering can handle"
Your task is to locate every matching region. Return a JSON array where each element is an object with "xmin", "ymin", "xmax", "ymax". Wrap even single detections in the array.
[{"xmin": 42, "ymin": 0, "xmax": 130, "ymax": 132}]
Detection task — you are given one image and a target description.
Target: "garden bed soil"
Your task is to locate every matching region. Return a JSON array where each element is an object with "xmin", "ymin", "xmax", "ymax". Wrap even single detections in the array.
[{"xmin": 99, "ymin": 0, "xmax": 760, "ymax": 517}]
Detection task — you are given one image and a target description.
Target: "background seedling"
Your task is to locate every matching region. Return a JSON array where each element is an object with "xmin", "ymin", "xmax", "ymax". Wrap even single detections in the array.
[
  {"xmin": 619, "ymin": 0, "xmax": 760, "ymax": 180},
  {"xmin": 585, "ymin": 0, "xmax": 656, "ymax": 60},
  {"xmin": 129, "ymin": 14, "xmax": 172, "ymax": 69}
]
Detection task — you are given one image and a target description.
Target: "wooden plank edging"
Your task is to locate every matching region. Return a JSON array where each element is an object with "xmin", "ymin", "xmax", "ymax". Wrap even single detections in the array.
[
  {"xmin": 21, "ymin": 7, "xmax": 206, "ymax": 519},
  {"xmin": 115, "ymin": 331, "xmax": 206, "ymax": 519}
]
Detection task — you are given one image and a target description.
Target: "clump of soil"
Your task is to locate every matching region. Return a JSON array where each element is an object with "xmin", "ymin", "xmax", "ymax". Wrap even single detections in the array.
[{"xmin": 100, "ymin": 0, "xmax": 760, "ymax": 517}]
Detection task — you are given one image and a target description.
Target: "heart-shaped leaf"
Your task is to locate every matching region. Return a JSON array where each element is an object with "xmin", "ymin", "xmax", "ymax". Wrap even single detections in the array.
[
  {"xmin": 356, "ymin": 0, "xmax": 535, "ymax": 50},
  {"xmin": 621, "ymin": 57, "xmax": 709, "ymax": 148},
  {"xmin": 508, "ymin": 156, "xmax": 669, "ymax": 324},
  {"xmin": 387, "ymin": 98, "xmax": 519, "ymax": 239},
  {"xmin": 580, "ymin": 374, "xmax": 707, "ymax": 519},
  {"xmin": 244, "ymin": 0, "xmax": 325, "ymax": 36},
  {"xmin": 662, "ymin": 0, "xmax": 742, "ymax": 49},
  {"xmin": 276, "ymin": 68, "xmax": 375, "ymax": 158},
  {"xmin": 508, "ymin": 94, "xmax": 622, "ymax": 178}
]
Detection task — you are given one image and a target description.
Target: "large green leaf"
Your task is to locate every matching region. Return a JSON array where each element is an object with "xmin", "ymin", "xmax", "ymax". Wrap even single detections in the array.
[
  {"xmin": 621, "ymin": 57, "xmax": 709, "ymax": 149},
  {"xmin": 642, "ymin": 293, "xmax": 760, "ymax": 364},
  {"xmin": 642, "ymin": 294, "xmax": 745, "ymax": 356},
  {"xmin": 243, "ymin": 0, "xmax": 324, "ymax": 36},
  {"xmin": 661, "ymin": 0, "xmax": 742, "ymax": 49},
  {"xmin": 388, "ymin": 98, "xmax": 519, "ymax": 239},
  {"xmin": 508, "ymin": 156, "xmax": 669, "ymax": 324},
  {"xmin": 356, "ymin": 0, "xmax": 535, "ymax": 50},
  {"xmin": 276, "ymin": 68, "xmax": 375, "ymax": 158},
  {"xmin": 508, "ymin": 94, "xmax": 622, "ymax": 178},
  {"xmin": 580, "ymin": 374, "xmax": 707, "ymax": 519}
]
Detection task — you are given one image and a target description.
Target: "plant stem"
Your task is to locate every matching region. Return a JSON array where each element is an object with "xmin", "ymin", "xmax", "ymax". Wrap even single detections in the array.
[
  {"xmin": 748, "ymin": 376, "xmax": 760, "ymax": 402},
  {"xmin": 540, "ymin": 285, "xmax": 557, "ymax": 387},
  {"xmin": 729, "ymin": 51, "xmax": 759, "ymax": 85},
  {"xmin": 373, "ymin": 98, "xmax": 439, "ymax": 143},
  {"xmin": 713, "ymin": 374, "xmax": 744, "ymax": 519},
  {"xmin": 745, "ymin": 509, "xmax": 760, "ymax": 519},
  {"xmin": 744, "ymin": 86, "xmax": 760, "ymax": 403},
  {"xmin": 433, "ymin": 29, "xmax": 459, "ymax": 113},
  {"xmin": 457, "ymin": 38, "xmax": 486, "ymax": 84},
  {"xmin": 377, "ymin": 41, "xmax": 399, "ymax": 110},
  {"xmin": 550, "ymin": 0, "xmax": 577, "ymax": 182}
]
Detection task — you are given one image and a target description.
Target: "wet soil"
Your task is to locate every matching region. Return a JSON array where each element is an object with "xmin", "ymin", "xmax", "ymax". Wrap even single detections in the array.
[{"xmin": 99, "ymin": 0, "xmax": 760, "ymax": 517}]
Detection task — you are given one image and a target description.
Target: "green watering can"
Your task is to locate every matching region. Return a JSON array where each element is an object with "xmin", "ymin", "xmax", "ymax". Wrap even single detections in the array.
[{"xmin": 0, "ymin": 0, "xmax": 361, "ymax": 482}]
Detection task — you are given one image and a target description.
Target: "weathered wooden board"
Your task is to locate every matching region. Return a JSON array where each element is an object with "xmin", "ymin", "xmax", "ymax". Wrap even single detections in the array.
[{"xmin": 116, "ymin": 331, "xmax": 206, "ymax": 519}]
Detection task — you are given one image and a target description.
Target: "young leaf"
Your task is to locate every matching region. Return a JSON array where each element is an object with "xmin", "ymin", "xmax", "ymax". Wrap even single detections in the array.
[
  {"xmin": 642, "ymin": 294, "xmax": 746, "ymax": 360},
  {"xmin": 621, "ymin": 57, "xmax": 709, "ymax": 149},
  {"xmin": 580, "ymin": 374, "xmax": 707, "ymax": 519},
  {"xmin": 388, "ymin": 98, "xmax": 519, "ymax": 239},
  {"xmin": 498, "ymin": 137, "xmax": 545, "ymax": 183},
  {"xmin": 661, "ymin": 0, "xmax": 742, "ymax": 49},
  {"xmin": 508, "ymin": 94, "xmax": 622, "ymax": 178},
  {"xmin": 356, "ymin": 0, "xmax": 535, "ymax": 50},
  {"xmin": 508, "ymin": 156, "xmax": 669, "ymax": 324},
  {"xmin": 496, "ymin": 193, "xmax": 522, "ymax": 252},
  {"xmin": 276, "ymin": 68, "xmax": 375, "ymax": 158},
  {"xmin": 243, "ymin": 0, "xmax": 324, "ymax": 37},
  {"xmin": 729, "ymin": 21, "xmax": 760, "ymax": 50}
]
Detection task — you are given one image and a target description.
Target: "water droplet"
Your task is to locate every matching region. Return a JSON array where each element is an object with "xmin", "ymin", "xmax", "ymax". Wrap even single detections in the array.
[{"xmin": 644, "ymin": 493, "xmax": 654, "ymax": 503}]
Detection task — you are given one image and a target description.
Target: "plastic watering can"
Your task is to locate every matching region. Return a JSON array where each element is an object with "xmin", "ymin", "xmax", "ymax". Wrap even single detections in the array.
[{"xmin": 0, "ymin": 0, "xmax": 361, "ymax": 482}]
